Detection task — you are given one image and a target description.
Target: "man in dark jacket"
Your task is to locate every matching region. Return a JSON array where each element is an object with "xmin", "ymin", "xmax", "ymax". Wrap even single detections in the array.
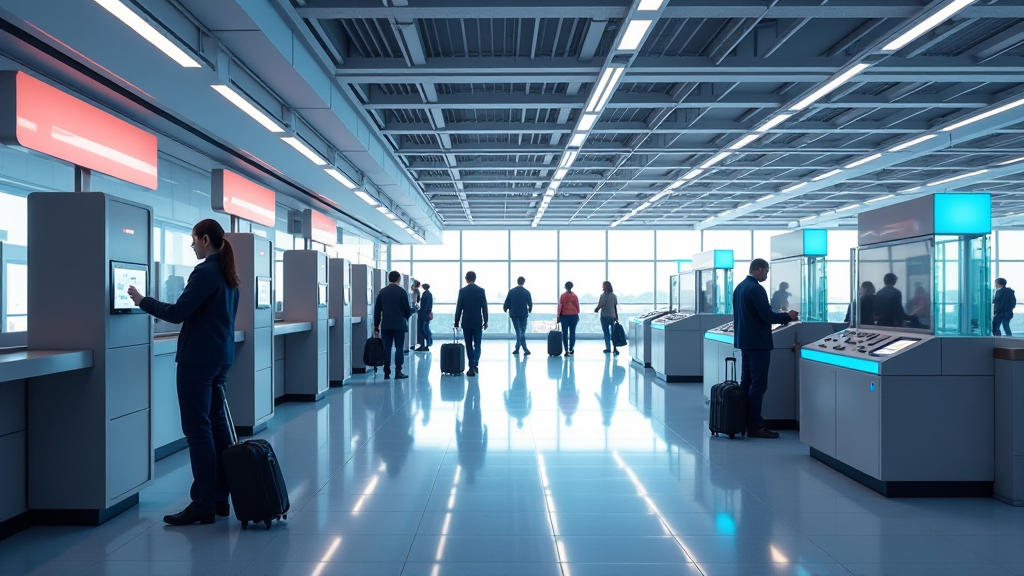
[
  {"xmin": 504, "ymin": 276, "xmax": 533, "ymax": 355},
  {"xmin": 734, "ymin": 259, "xmax": 799, "ymax": 439},
  {"xmin": 455, "ymin": 270, "xmax": 488, "ymax": 377},
  {"xmin": 874, "ymin": 273, "xmax": 905, "ymax": 327},
  {"xmin": 374, "ymin": 270, "xmax": 413, "ymax": 379},
  {"xmin": 993, "ymin": 277, "xmax": 1016, "ymax": 336},
  {"xmin": 416, "ymin": 283, "xmax": 434, "ymax": 351}
]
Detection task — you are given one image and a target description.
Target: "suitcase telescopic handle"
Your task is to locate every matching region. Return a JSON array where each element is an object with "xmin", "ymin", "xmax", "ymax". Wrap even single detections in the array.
[
  {"xmin": 452, "ymin": 327, "xmax": 461, "ymax": 344},
  {"xmin": 725, "ymin": 356, "xmax": 737, "ymax": 383},
  {"xmin": 218, "ymin": 384, "xmax": 240, "ymax": 445}
]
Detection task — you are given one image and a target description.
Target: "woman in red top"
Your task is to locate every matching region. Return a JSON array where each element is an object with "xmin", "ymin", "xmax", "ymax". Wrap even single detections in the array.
[{"xmin": 557, "ymin": 281, "xmax": 581, "ymax": 356}]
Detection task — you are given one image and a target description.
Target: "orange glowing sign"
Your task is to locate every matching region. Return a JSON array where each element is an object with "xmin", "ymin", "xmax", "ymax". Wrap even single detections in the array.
[
  {"xmin": 303, "ymin": 209, "xmax": 337, "ymax": 246},
  {"xmin": 0, "ymin": 71, "xmax": 158, "ymax": 189},
  {"xmin": 211, "ymin": 169, "xmax": 277, "ymax": 227}
]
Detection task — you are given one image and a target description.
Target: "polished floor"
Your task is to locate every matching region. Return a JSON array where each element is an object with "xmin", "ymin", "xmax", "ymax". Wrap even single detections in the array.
[{"xmin": 3, "ymin": 340, "xmax": 1024, "ymax": 576}]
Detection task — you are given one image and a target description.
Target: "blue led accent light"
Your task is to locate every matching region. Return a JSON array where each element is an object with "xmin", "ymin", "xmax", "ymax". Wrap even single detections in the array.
[
  {"xmin": 652, "ymin": 323, "xmax": 666, "ymax": 330},
  {"xmin": 715, "ymin": 513, "xmax": 737, "ymax": 536},
  {"xmin": 677, "ymin": 259, "xmax": 692, "ymax": 272},
  {"xmin": 704, "ymin": 332, "xmax": 734, "ymax": 344},
  {"xmin": 803, "ymin": 229, "xmax": 828, "ymax": 256},
  {"xmin": 801, "ymin": 348, "xmax": 880, "ymax": 374},
  {"xmin": 713, "ymin": 250, "xmax": 734, "ymax": 269},
  {"xmin": 934, "ymin": 194, "xmax": 991, "ymax": 235}
]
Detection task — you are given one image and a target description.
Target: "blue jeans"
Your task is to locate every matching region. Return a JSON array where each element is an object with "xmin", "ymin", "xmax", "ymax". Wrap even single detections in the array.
[
  {"xmin": 419, "ymin": 318, "xmax": 433, "ymax": 346},
  {"xmin": 511, "ymin": 316, "xmax": 529, "ymax": 351},
  {"xmin": 740, "ymin": 349, "xmax": 772, "ymax": 431},
  {"xmin": 560, "ymin": 314, "xmax": 579, "ymax": 351},
  {"xmin": 600, "ymin": 316, "xmax": 616, "ymax": 349},
  {"xmin": 994, "ymin": 315, "xmax": 1013, "ymax": 336},
  {"xmin": 464, "ymin": 328, "xmax": 483, "ymax": 368},
  {"xmin": 176, "ymin": 363, "xmax": 233, "ymax": 513},
  {"xmin": 381, "ymin": 329, "xmax": 406, "ymax": 371}
]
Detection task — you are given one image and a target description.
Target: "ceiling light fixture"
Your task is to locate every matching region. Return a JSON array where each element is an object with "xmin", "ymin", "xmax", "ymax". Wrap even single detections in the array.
[
  {"xmin": 866, "ymin": 194, "xmax": 895, "ymax": 204},
  {"xmin": 900, "ymin": 186, "xmax": 922, "ymax": 193},
  {"xmin": 618, "ymin": 19, "xmax": 653, "ymax": 51},
  {"xmin": 755, "ymin": 114, "xmax": 794, "ymax": 132},
  {"xmin": 211, "ymin": 84, "xmax": 284, "ymax": 132},
  {"xmin": 578, "ymin": 113, "xmax": 599, "ymax": 131},
  {"xmin": 781, "ymin": 182, "xmax": 807, "ymax": 193},
  {"xmin": 836, "ymin": 204, "xmax": 861, "ymax": 212},
  {"xmin": 942, "ymin": 96, "xmax": 1024, "ymax": 132},
  {"xmin": 728, "ymin": 134, "xmax": 761, "ymax": 150},
  {"xmin": 888, "ymin": 134, "xmax": 937, "ymax": 152},
  {"xmin": 882, "ymin": 0, "xmax": 976, "ymax": 52},
  {"xmin": 845, "ymin": 153, "xmax": 883, "ymax": 169},
  {"xmin": 997, "ymin": 156, "xmax": 1024, "ymax": 166},
  {"xmin": 559, "ymin": 151, "xmax": 578, "ymax": 168},
  {"xmin": 569, "ymin": 133, "xmax": 587, "ymax": 147},
  {"xmin": 928, "ymin": 169, "xmax": 988, "ymax": 187},
  {"xmin": 94, "ymin": 0, "xmax": 201, "ymax": 67},
  {"xmin": 354, "ymin": 190, "xmax": 378, "ymax": 206},
  {"xmin": 325, "ymin": 168, "xmax": 357, "ymax": 189},
  {"xmin": 281, "ymin": 136, "xmax": 327, "ymax": 166},
  {"xmin": 637, "ymin": 0, "xmax": 665, "ymax": 10},
  {"xmin": 651, "ymin": 190, "xmax": 672, "ymax": 202},
  {"xmin": 738, "ymin": 203, "xmax": 754, "ymax": 210},
  {"xmin": 586, "ymin": 66, "xmax": 625, "ymax": 113},
  {"xmin": 700, "ymin": 152, "xmax": 732, "ymax": 169},
  {"xmin": 791, "ymin": 63, "xmax": 871, "ymax": 111},
  {"xmin": 554, "ymin": 167, "xmax": 569, "ymax": 180},
  {"xmin": 682, "ymin": 168, "xmax": 704, "ymax": 180},
  {"xmin": 757, "ymin": 195, "xmax": 775, "ymax": 202},
  {"xmin": 812, "ymin": 169, "xmax": 843, "ymax": 182}
]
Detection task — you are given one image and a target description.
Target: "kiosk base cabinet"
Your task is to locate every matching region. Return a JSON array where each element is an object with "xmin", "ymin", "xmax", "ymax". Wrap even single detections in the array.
[
  {"xmin": 0, "ymin": 381, "xmax": 26, "ymax": 538},
  {"xmin": 994, "ymin": 352, "xmax": 1024, "ymax": 506}
]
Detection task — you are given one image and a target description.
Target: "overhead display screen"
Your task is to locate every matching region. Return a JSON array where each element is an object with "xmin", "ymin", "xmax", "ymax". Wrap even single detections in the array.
[
  {"xmin": 111, "ymin": 261, "xmax": 148, "ymax": 314},
  {"xmin": 872, "ymin": 337, "xmax": 920, "ymax": 356},
  {"xmin": 256, "ymin": 277, "xmax": 272, "ymax": 309}
]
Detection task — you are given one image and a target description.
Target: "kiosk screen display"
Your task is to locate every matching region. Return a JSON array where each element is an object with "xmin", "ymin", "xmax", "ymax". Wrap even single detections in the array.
[
  {"xmin": 111, "ymin": 261, "xmax": 148, "ymax": 314},
  {"xmin": 256, "ymin": 277, "xmax": 272, "ymax": 309},
  {"xmin": 318, "ymin": 282, "xmax": 329, "ymax": 307},
  {"xmin": 872, "ymin": 337, "xmax": 919, "ymax": 356}
]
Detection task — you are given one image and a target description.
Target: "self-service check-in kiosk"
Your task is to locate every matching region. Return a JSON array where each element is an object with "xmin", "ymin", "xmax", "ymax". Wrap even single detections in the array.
[
  {"xmin": 800, "ymin": 194, "xmax": 994, "ymax": 496},
  {"xmin": 350, "ymin": 264, "xmax": 373, "ymax": 373},
  {"xmin": 27, "ymin": 192, "xmax": 153, "ymax": 522},
  {"xmin": 328, "ymin": 258, "xmax": 353, "ymax": 385},
  {"xmin": 282, "ymin": 250, "xmax": 329, "ymax": 401},
  {"xmin": 630, "ymin": 309, "xmax": 672, "ymax": 368},
  {"xmin": 704, "ymin": 230, "xmax": 841, "ymax": 427},
  {"xmin": 651, "ymin": 251, "xmax": 733, "ymax": 382}
]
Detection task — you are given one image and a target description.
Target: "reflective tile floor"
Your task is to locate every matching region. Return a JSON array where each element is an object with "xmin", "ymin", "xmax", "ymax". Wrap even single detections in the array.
[{"xmin": 3, "ymin": 340, "xmax": 1024, "ymax": 575}]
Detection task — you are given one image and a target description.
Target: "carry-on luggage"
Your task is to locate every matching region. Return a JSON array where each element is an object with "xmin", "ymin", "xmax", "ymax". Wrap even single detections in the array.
[
  {"xmin": 219, "ymin": 385, "xmax": 290, "ymax": 530},
  {"xmin": 440, "ymin": 330, "xmax": 466, "ymax": 375},
  {"xmin": 363, "ymin": 336, "xmax": 384, "ymax": 373},
  {"xmin": 709, "ymin": 356, "xmax": 747, "ymax": 439},
  {"xmin": 612, "ymin": 322, "xmax": 627, "ymax": 347},
  {"xmin": 548, "ymin": 326, "xmax": 563, "ymax": 356}
]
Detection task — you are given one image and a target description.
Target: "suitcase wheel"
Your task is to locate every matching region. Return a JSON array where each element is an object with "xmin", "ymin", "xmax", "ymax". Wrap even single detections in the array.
[
  {"xmin": 265, "ymin": 519, "xmax": 272, "ymax": 530},
  {"xmin": 242, "ymin": 521, "xmax": 248, "ymax": 531},
  {"xmin": 282, "ymin": 514, "xmax": 288, "ymax": 520},
  {"xmin": 728, "ymin": 433, "xmax": 735, "ymax": 439}
]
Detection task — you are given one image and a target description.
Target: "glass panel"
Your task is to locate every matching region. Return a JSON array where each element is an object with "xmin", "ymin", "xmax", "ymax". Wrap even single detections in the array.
[
  {"xmin": 656, "ymin": 261, "xmax": 681, "ymax": 308},
  {"xmin": 391, "ymin": 244, "xmax": 411, "ymax": 260},
  {"xmin": 767, "ymin": 259, "xmax": 800, "ymax": 313},
  {"xmin": 510, "ymin": 262, "xmax": 558, "ymax": 303},
  {"xmin": 655, "ymin": 230, "xmax": 700, "ymax": 260},
  {"xmin": 608, "ymin": 230, "xmax": 653, "ymax": 260},
  {"xmin": 968, "ymin": 235, "xmax": 991, "ymax": 336},
  {"xmin": 462, "ymin": 262, "xmax": 509, "ymax": 305},
  {"xmin": 607, "ymin": 262, "xmax": 655, "ymax": 304},
  {"xmin": 414, "ymin": 231, "xmax": 461, "ymax": 260},
  {"xmin": 999, "ymin": 231, "xmax": 1024, "ymax": 260},
  {"xmin": 510, "ymin": 230, "xmax": 557, "ymax": 260},
  {"xmin": 678, "ymin": 271, "xmax": 696, "ymax": 315},
  {"xmin": 0, "ymin": 192, "xmax": 27, "ymax": 245},
  {"xmin": 996, "ymin": 262, "xmax": 1024, "ymax": 335},
  {"xmin": 829, "ymin": 260, "xmax": 852, "ymax": 323},
  {"xmin": 428, "ymin": 303, "xmax": 456, "ymax": 335},
  {"xmin": 698, "ymin": 269, "xmax": 716, "ymax": 314},
  {"xmin": 753, "ymin": 230, "xmax": 787, "ymax": 257},
  {"xmin": 934, "ymin": 237, "xmax": 959, "ymax": 335},
  {"xmin": 828, "ymin": 230, "xmax": 858, "ymax": 260},
  {"xmin": 462, "ymin": 230, "xmax": 509, "ymax": 261},
  {"xmin": 803, "ymin": 257, "xmax": 828, "ymax": 322},
  {"xmin": 857, "ymin": 239, "xmax": 933, "ymax": 332},
  {"xmin": 559, "ymin": 230, "xmax": 605, "ymax": 260},
  {"xmin": 526, "ymin": 304, "xmax": 557, "ymax": 333},
  {"xmin": 275, "ymin": 255, "xmax": 285, "ymax": 313},
  {"xmin": 153, "ymin": 226, "xmax": 161, "ymax": 262},
  {"xmin": 158, "ymin": 228, "xmax": 200, "ymax": 332},
  {"xmin": 410, "ymin": 262, "xmax": 461, "ymax": 303},
  {"xmin": 6, "ymin": 262, "xmax": 27, "ymax": 316}
]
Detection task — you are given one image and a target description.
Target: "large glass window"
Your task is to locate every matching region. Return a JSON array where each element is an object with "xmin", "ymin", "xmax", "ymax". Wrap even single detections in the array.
[
  {"xmin": 0, "ymin": 193, "xmax": 27, "ymax": 246},
  {"xmin": 559, "ymin": 230, "xmax": 605, "ymax": 260},
  {"xmin": 607, "ymin": 262, "xmax": 655, "ymax": 304},
  {"xmin": 608, "ymin": 230, "xmax": 653, "ymax": 260},
  {"xmin": 510, "ymin": 230, "xmax": 557, "ymax": 260},
  {"xmin": 415, "ymin": 230, "xmax": 460, "ymax": 260},
  {"xmin": 462, "ymin": 262, "xmax": 509, "ymax": 306},
  {"xmin": 462, "ymin": 231, "xmax": 509, "ymax": 261},
  {"xmin": 559, "ymin": 261, "xmax": 604, "ymax": 305},
  {"xmin": 655, "ymin": 230, "xmax": 700, "ymax": 260},
  {"xmin": 411, "ymin": 262, "xmax": 461, "ymax": 304},
  {"xmin": 511, "ymin": 262, "xmax": 557, "ymax": 303},
  {"xmin": 5, "ymin": 262, "xmax": 27, "ymax": 332}
]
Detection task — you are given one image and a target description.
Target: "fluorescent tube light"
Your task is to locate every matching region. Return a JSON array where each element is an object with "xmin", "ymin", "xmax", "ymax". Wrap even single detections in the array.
[
  {"xmin": 667, "ymin": 180, "xmax": 685, "ymax": 190},
  {"xmin": 700, "ymin": 152, "xmax": 732, "ymax": 169},
  {"xmin": 845, "ymin": 153, "xmax": 883, "ymax": 169},
  {"xmin": 728, "ymin": 134, "xmax": 761, "ymax": 150},
  {"xmin": 791, "ymin": 63, "xmax": 871, "ymax": 111},
  {"xmin": 354, "ymin": 190, "xmax": 378, "ymax": 206},
  {"xmin": 554, "ymin": 168, "xmax": 569, "ymax": 180},
  {"xmin": 781, "ymin": 182, "xmax": 807, "ymax": 193},
  {"xmin": 682, "ymin": 168, "xmax": 704, "ymax": 180},
  {"xmin": 652, "ymin": 190, "xmax": 671, "ymax": 202},
  {"xmin": 755, "ymin": 114, "xmax": 793, "ymax": 132},
  {"xmin": 282, "ymin": 136, "xmax": 327, "ymax": 166},
  {"xmin": 800, "ymin": 215, "xmax": 817, "ymax": 223},
  {"xmin": 618, "ymin": 19, "xmax": 653, "ymax": 51},
  {"xmin": 586, "ymin": 66, "xmax": 625, "ymax": 113},
  {"xmin": 569, "ymin": 133, "xmax": 587, "ymax": 147},
  {"xmin": 719, "ymin": 209, "xmax": 734, "ymax": 216},
  {"xmin": 375, "ymin": 206, "xmax": 392, "ymax": 216},
  {"xmin": 757, "ymin": 194, "xmax": 775, "ymax": 202},
  {"xmin": 836, "ymin": 204, "xmax": 860, "ymax": 212},
  {"xmin": 637, "ymin": 202, "xmax": 652, "ymax": 211},
  {"xmin": 637, "ymin": 0, "xmax": 665, "ymax": 10},
  {"xmin": 211, "ymin": 84, "xmax": 284, "ymax": 132},
  {"xmin": 559, "ymin": 150, "xmax": 578, "ymax": 168},
  {"xmin": 738, "ymin": 203, "xmax": 754, "ymax": 210},
  {"xmin": 941, "ymin": 96, "xmax": 1024, "ymax": 132},
  {"xmin": 882, "ymin": 0, "xmax": 975, "ymax": 52},
  {"xmin": 578, "ymin": 113, "xmax": 599, "ymax": 131},
  {"xmin": 818, "ymin": 210, "xmax": 836, "ymax": 217},
  {"xmin": 812, "ymin": 169, "xmax": 843, "ymax": 181},
  {"xmin": 888, "ymin": 134, "xmax": 936, "ymax": 152},
  {"xmin": 900, "ymin": 186, "xmax": 922, "ymax": 193},
  {"xmin": 997, "ymin": 156, "xmax": 1024, "ymax": 166},
  {"xmin": 94, "ymin": 0, "xmax": 201, "ymax": 68},
  {"xmin": 325, "ymin": 168, "xmax": 357, "ymax": 189},
  {"xmin": 927, "ymin": 169, "xmax": 988, "ymax": 187},
  {"xmin": 866, "ymin": 194, "xmax": 894, "ymax": 204}
]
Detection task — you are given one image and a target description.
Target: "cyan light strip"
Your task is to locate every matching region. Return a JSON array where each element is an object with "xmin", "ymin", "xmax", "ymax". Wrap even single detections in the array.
[
  {"xmin": 713, "ymin": 250, "xmax": 735, "ymax": 269},
  {"xmin": 704, "ymin": 332, "xmax": 734, "ymax": 344},
  {"xmin": 652, "ymin": 323, "xmax": 666, "ymax": 330},
  {"xmin": 803, "ymin": 229, "xmax": 828, "ymax": 256},
  {"xmin": 934, "ymin": 193, "xmax": 991, "ymax": 235},
  {"xmin": 801, "ymin": 348, "xmax": 880, "ymax": 374}
]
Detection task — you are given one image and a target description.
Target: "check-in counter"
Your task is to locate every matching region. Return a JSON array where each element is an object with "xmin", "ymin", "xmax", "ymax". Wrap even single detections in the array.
[
  {"xmin": 273, "ymin": 321, "xmax": 313, "ymax": 402},
  {"xmin": 328, "ymin": 258, "xmax": 353, "ymax": 385},
  {"xmin": 280, "ymin": 250, "xmax": 329, "ymax": 402}
]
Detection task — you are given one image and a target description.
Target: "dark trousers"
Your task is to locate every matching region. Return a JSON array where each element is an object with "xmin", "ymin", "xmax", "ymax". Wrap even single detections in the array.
[
  {"xmin": 600, "ymin": 316, "xmax": 615, "ymax": 349},
  {"xmin": 464, "ymin": 328, "xmax": 483, "ymax": 368},
  {"xmin": 561, "ymin": 314, "xmax": 579, "ymax": 351},
  {"xmin": 381, "ymin": 329, "xmax": 406, "ymax": 371},
  {"xmin": 994, "ymin": 315, "xmax": 1013, "ymax": 336},
  {"xmin": 740, "ymin": 349, "xmax": 772, "ymax": 431},
  {"xmin": 176, "ymin": 363, "xmax": 233, "ymax": 513},
  {"xmin": 511, "ymin": 316, "xmax": 529, "ymax": 351},
  {"xmin": 419, "ymin": 318, "xmax": 433, "ymax": 346}
]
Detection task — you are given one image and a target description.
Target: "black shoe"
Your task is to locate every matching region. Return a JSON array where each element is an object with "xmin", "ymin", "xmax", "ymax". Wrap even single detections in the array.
[
  {"xmin": 603, "ymin": 349, "xmax": 611, "ymax": 353},
  {"xmin": 523, "ymin": 349, "xmax": 531, "ymax": 356},
  {"xmin": 395, "ymin": 371, "xmax": 409, "ymax": 379},
  {"xmin": 383, "ymin": 371, "xmax": 391, "ymax": 380},
  {"xmin": 747, "ymin": 428, "xmax": 780, "ymax": 439},
  {"xmin": 568, "ymin": 349, "xmax": 575, "ymax": 356},
  {"xmin": 614, "ymin": 349, "xmax": 620, "ymax": 355},
  {"xmin": 513, "ymin": 348, "xmax": 520, "ymax": 355},
  {"xmin": 215, "ymin": 502, "xmax": 230, "ymax": 518},
  {"xmin": 467, "ymin": 368, "xmax": 477, "ymax": 377},
  {"xmin": 164, "ymin": 503, "xmax": 215, "ymax": 526}
]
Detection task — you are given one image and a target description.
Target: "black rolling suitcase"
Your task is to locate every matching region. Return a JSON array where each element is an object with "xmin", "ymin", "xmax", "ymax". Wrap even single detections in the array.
[
  {"xmin": 219, "ymin": 385, "xmax": 290, "ymax": 530},
  {"xmin": 709, "ymin": 356, "xmax": 747, "ymax": 439},
  {"xmin": 548, "ymin": 326, "xmax": 563, "ymax": 356},
  {"xmin": 363, "ymin": 336, "xmax": 384, "ymax": 373},
  {"xmin": 440, "ymin": 330, "xmax": 466, "ymax": 375}
]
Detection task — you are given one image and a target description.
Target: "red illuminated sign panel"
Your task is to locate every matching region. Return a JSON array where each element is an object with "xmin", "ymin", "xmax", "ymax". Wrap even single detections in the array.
[
  {"xmin": 303, "ymin": 209, "xmax": 337, "ymax": 246},
  {"xmin": 0, "ymin": 71, "xmax": 158, "ymax": 189},
  {"xmin": 211, "ymin": 169, "xmax": 277, "ymax": 228}
]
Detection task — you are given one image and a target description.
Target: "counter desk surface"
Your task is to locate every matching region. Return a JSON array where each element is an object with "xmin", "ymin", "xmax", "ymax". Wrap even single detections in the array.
[{"xmin": 0, "ymin": 350, "xmax": 94, "ymax": 383}]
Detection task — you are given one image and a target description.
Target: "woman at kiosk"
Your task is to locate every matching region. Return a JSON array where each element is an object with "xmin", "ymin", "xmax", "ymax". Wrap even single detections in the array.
[{"xmin": 127, "ymin": 219, "xmax": 240, "ymax": 526}]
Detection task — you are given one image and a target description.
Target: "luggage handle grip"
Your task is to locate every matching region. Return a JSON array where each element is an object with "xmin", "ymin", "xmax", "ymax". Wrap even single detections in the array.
[
  {"xmin": 725, "ymin": 356, "xmax": 737, "ymax": 383},
  {"xmin": 452, "ymin": 327, "xmax": 461, "ymax": 344},
  {"xmin": 218, "ymin": 384, "xmax": 240, "ymax": 446}
]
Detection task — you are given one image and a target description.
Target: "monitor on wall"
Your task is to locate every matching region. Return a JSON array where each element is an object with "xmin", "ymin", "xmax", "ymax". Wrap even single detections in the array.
[
  {"xmin": 256, "ymin": 277, "xmax": 272, "ymax": 309},
  {"xmin": 110, "ymin": 261, "xmax": 148, "ymax": 314}
]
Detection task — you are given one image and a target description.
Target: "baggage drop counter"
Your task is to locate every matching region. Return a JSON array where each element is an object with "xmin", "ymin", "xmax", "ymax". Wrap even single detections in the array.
[{"xmin": 629, "ymin": 309, "xmax": 672, "ymax": 368}]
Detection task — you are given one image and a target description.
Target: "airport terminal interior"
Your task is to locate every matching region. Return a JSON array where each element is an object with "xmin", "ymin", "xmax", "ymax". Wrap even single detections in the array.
[{"xmin": 2, "ymin": 0, "xmax": 1024, "ymax": 574}]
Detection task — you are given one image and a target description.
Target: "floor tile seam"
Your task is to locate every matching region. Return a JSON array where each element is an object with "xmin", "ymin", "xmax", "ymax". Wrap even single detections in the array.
[
  {"xmin": 525, "ymin": 419, "xmax": 570, "ymax": 576},
  {"xmin": 398, "ymin": 434, "xmax": 452, "ymax": 573}
]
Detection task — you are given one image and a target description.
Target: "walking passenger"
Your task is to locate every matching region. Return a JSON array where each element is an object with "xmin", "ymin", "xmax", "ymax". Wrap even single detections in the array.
[
  {"xmin": 416, "ymin": 283, "xmax": 434, "ymax": 351},
  {"xmin": 557, "ymin": 281, "xmax": 581, "ymax": 356},
  {"xmin": 455, "ymin": 271, "xmax": 488, "ymax": 377},
  {"xmin": 994, "ymin": 277, "xmax": 1016, "ymax": 336},
  {"xmin": 374, "ymin": 270, "xmax": 413, "ymax": 379},
  {"xmin": 595, "ymin": 281, "xmax": 620, "ymax": 355},
  {"xmin": 504, "ymin": 276, "xmax": 533, "ymax": 355}
]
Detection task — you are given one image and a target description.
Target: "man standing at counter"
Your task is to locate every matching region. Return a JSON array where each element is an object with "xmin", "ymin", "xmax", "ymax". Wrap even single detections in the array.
[
  {"xmin": 733, "ymin": 258, "xmax": 799, "ymax": 439},
  {"xmin": 375, "ymin": 270, "xmax": 413, "ymax": 379}
]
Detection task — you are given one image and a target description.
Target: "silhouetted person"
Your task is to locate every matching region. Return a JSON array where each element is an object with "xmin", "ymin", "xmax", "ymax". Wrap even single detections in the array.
[
  {"xmin": 874, "ymin": 273, "xmax": 905, "ymax": 327},
  {"xmin": 993, "ymin": 277, "xmax": 1016, "ymax": 336},
  {"xmin": 846, "ymin": 281, "xmax": 877, "ymax": 326},
  {"xmin": 504, "ymin": 355, "xmax": 531, "ymax": 428},
  {"xmin": 770, "ymin": 282, "xmax": 790, "ymax": 312},
  {"xmin": 504, "ymin": 276, "xmax": 533, "ymax": 355},
  {"xmin": 374, "ymin": 270, "xmax": 413, "ymax": 379},
  {"xmin": 455, "ymin": 271, "xmax": 488, "ymax": 377},
  {"xmin": 456, "ymin": 381, "xmax": 487, "ymax": 484}
]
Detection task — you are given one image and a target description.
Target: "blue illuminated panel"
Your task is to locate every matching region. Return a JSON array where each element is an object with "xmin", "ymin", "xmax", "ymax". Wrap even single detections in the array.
[
  {"xmin": 801, "ymin": 348, "xmax": 880, "ymax": 375},
  {"xmin": 934, "ymin": 193, "xmax": 991, "ymax": 235},
  {"xmin": 803, "ymin": 229, "xmax": 828, "ymax": 256},
  {"xmin": 652, "ymin": 323, "xmax": 666, "ymax": 330},
  {"xmin": 713, "ymin": 250, "xmax": 734, "ymax": 269},
  {"xmin": 704, "ymin": 332, "xmax": 733, "ymax": 344}
]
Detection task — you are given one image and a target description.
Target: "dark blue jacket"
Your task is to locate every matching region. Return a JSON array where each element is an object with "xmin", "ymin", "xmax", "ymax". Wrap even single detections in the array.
[
  {"xmin": 455, "ymin": 283, "xmax": 488, "ymax": 329},
  {"xmin": 503, "ymin": 285, "xmax": 533, "ymax": 318},
  {"xmin": 419, "ymin": 290, "xmax": 433, "ymax": 316},
  {"xmin": 733, "ymin": 275, "xmax": 791, "ymax": 350},
  {"xmin": 994, "ymin": 286, "xmax": 1016, "ymax": 317},
  {"xmin": 141, "ymin": 253, "xmax": 239, "ymax": 365},
  {"xmin": 374, "ymin": 283, "xmax": 413, "ymax": 332}
]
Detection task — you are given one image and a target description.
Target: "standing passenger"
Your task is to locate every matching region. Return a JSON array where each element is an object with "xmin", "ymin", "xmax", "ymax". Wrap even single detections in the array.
[
  {"xmin": 993, "ymin": 278, "xmax": 1016, "ymax": 336},
  {"xmin": 595, "ymin": 281, "xmax": 620, "ymax": 355},
  {"xmin": 504, "ymin": 276, "xmax": 533, "ymax": 355},
  {"xmin": 874, "ymin": 273, "xmax": 905, "ymax": 327},
  {"xmin": 127, "ymin": 219, "xmax": 240, "ymax": 525},
  {"xmin": 374, "ymin": 270, "xmax": 413, "ymax": 379},
  {"xmin": 557, "ymin": 281, "xmax": 581, "ymax": 356},
  {"xmin": 409, "ymin": 280, "xmax": 421, "ymax": 351},
  {"xmin": 455, "ymin": 271, "xmax": 488, "ymax": 377},
  {"xmin": 416, "ymin": 283, "xmax": 434, "ymax": 351}
]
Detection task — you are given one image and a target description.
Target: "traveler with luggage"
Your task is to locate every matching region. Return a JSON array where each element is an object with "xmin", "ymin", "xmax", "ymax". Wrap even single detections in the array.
[
  {"xmin": 416, "ymin": 283, "xmax": 434, "ymax": 351},
  {"xmin": 127, "ymin": 219, "xmax": 240, "ymax": 525},
  {"xmin": 374, "ymin": 270, "xmax": 413, "ymax": 379},
  {"xmin": 994, "ymin": 277, "xmax": 1017, "ymax": 336},
  {"xmin": 733, "ymin": 258, "xmax": 798, "ymax": 439},
  {"xmin": 504, "ymin": 276, "xmax": 533, "ymax": 355},
  {"xmin": 557, "ymin": 281, "xmax": 581, "ymax": 356},
  {"xmin": 455, "ymin": 271, "xmax": 488, "ymax": 377},
  {"xmin": 595, "ymin": 281, "xmax": 620, "ymax": 355}
]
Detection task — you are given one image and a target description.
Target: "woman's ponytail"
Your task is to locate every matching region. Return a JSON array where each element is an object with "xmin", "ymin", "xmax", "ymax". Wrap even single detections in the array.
[{"xmin": 192, "ymin": 219, "xmax": 240, "ymax": 288}]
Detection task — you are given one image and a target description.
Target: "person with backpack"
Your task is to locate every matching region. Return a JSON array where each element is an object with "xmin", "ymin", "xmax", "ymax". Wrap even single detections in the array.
[{"xmin": 993, "ymin": 277, "xmax": 1016, "ymax": 337}]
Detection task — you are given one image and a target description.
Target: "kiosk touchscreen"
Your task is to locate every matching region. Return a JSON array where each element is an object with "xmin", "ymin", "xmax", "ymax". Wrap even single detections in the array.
[
  {"xmin": 318, "ymin": 282, "xmax": 329, "ymax": 308},
  {"xmin": 870, "ymin": 337, "xmax": 919, "ymax": 356},
  {"xmin": 256, "ymin": 277, "xmax": 272, "ymax": 309},
  {"xmin": 110, "ymin": 261, "xmax": 147, "ymax": 314}
]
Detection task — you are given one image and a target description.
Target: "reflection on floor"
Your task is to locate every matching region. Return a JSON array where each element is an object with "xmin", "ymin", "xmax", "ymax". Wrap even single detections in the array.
[{"xmin": 2, "ymin": 340, "xmax": 1023, "ymax": 576}]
